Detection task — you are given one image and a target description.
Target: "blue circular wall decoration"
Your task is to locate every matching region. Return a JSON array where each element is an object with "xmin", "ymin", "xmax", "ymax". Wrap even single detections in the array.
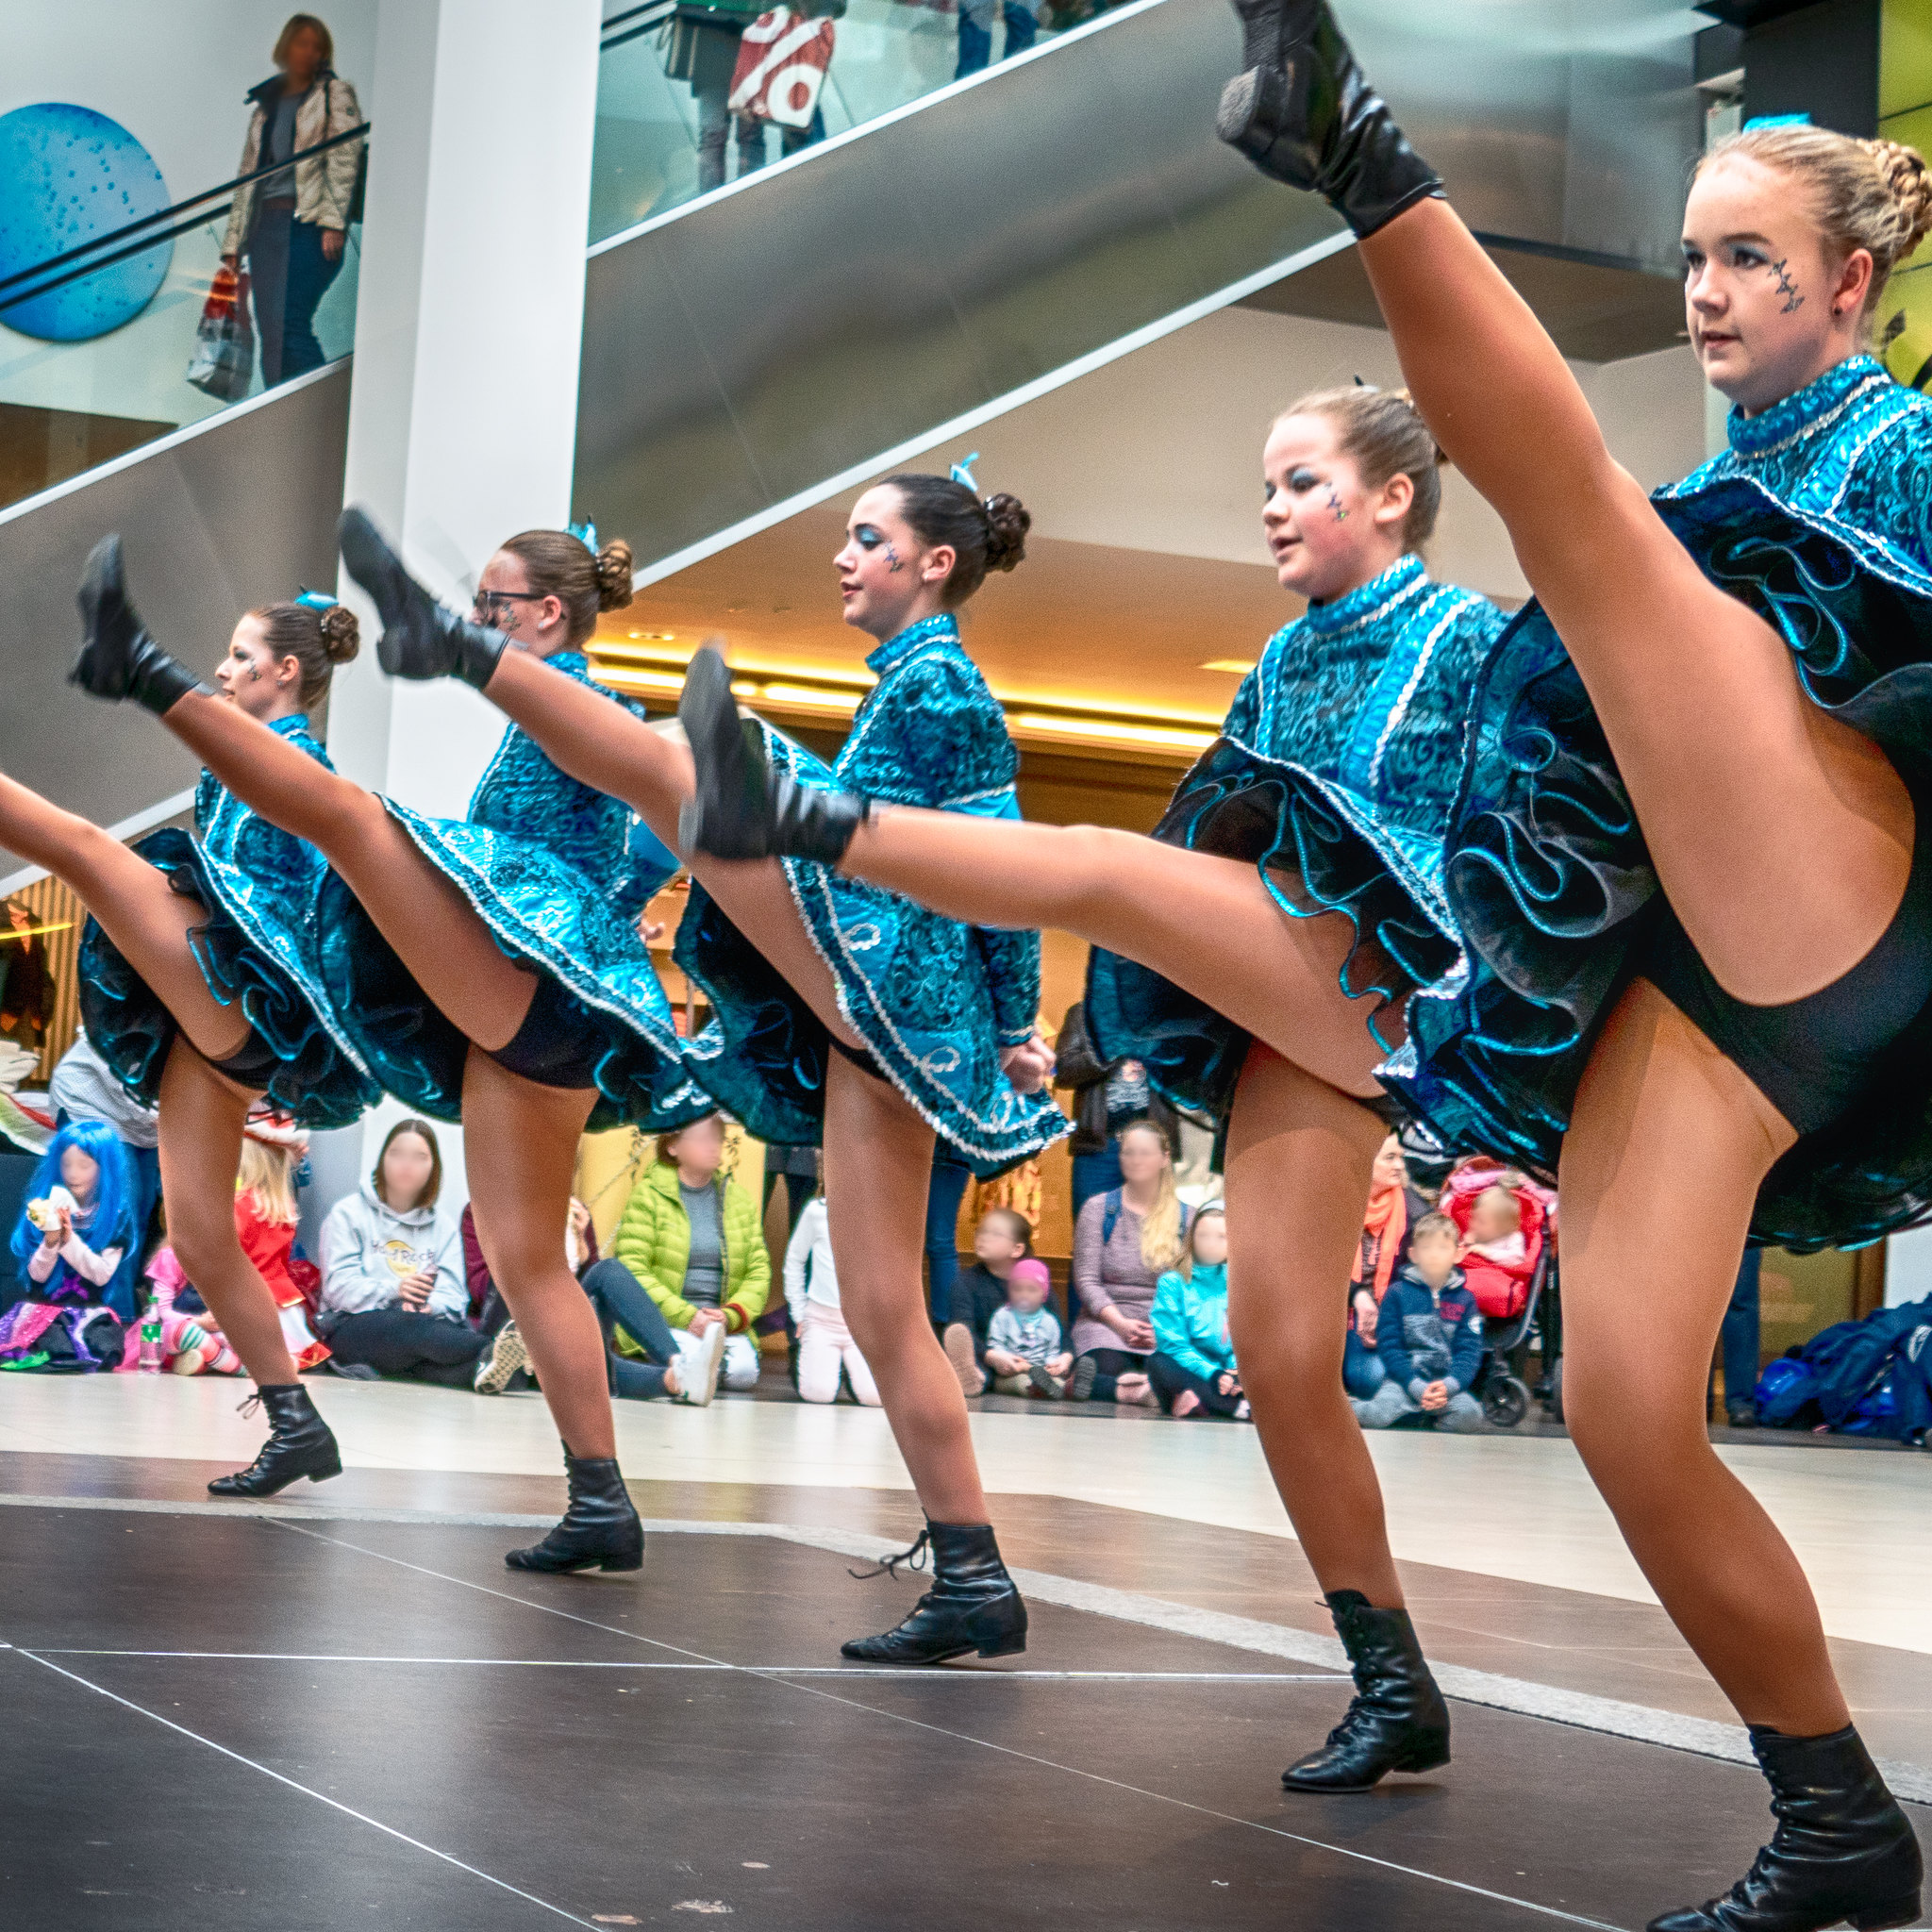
[{"xmin": 0, "ymin": 103, "xmax": 173, "ymax": 342}]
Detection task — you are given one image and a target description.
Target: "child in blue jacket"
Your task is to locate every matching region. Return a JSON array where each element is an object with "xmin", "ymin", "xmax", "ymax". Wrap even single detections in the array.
[
  {"xmin": 1351, "ymin": 1212, "xmax": 1484, "ymax": 1433},
  {"xmin": 1148, "ymin": 1207, "xmax": 1249, "ymax": 1420}
]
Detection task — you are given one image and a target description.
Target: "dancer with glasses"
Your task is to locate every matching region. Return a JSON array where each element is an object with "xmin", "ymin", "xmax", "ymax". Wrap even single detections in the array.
[{"xmin": 73, "ymin": 524, "xmax": 709, "ymax": 1577}]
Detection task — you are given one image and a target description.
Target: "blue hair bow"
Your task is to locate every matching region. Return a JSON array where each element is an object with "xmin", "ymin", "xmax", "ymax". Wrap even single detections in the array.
[
  {"xmin": 568, "ymin": 517, "xmax": 600, "ymax": 553},
  {"xmin": 949, "ymin": 453, "xmax": 980, "ymax": 493},
  {"xmin": 293, "ymin": 588, "xmax": 337, "ymax": 611}
]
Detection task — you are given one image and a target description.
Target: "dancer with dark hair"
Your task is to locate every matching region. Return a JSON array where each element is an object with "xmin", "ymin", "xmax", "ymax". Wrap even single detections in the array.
[
  {"xmin": 0, "ymin": 590, "xmax": 377, "ymax": 1488},
  {"xmin": 73, "ymin": 524, "xmax": 708, "ymax": 1576},
  {"xmin": 675, "ymin": 400, "xmax": 1504, "ymax": 1767},
  {"xmin": 325, "ymin": 469, "xmax": 1067, "ymax": 1662}
]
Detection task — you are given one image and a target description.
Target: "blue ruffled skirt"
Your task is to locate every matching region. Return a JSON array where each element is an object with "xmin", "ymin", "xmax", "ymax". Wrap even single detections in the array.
[
  {"xmin": 675, "ymin": 724, "xmax": 1068, "ymax": 1178},
  {"xmin": 1391, "ymin": 476, "xmax": 1932, "ymax": 1251},
  {"xmin": 79, "ymin": 828, "xmax": 380, "ymax": 1128},
  {"xmin": 1086, "ymin": 734, "xmax": 1464, "ymax": 1123},
  {"xmin": 314, "ymin": 802, "xmax": 710, "ymax": 1133}
]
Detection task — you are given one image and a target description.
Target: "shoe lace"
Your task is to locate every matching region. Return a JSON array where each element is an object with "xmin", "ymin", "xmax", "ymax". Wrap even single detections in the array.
[
  {"xmin": 237, "ymin": 1393, "xmax": 262, "ymax": 1422},
  {"xmin": 848, "ymin": 1528, "xmax": 931, "ymax": 1581}
]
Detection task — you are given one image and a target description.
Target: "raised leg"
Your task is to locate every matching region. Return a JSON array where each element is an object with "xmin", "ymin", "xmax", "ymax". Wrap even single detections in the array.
[
  {"xmin": 458, "ymin": 1048, "xmax": 616, "ymax": 1461},
  {"xmin": 155, "ymin": 1041, "xmax": 299, "ymax": 1386},
  {"xmin": 0, "ymin": 774, "xmax": 251, "ymax": 1063},
  {"xmin": 1223, "ymin": 1043, "xmax": 1403, "ymax": 1603},
  {"xmin": 847, "ymin": 810, "xmax": 1391, "ymax": 1097},
  {"xmin": 1558, "ymin": 978, "xmax": 1846, "ymax": 1734},
  {"xmin": 1355, "ymin": 197, "xmax": 1912, "ymax": 1006},
  {"xmin": 821, "ymin": 1054, "xmax": 988, "ymax": 1523},
  {"xmin": 154, "ymin": 694, "xmax": 542, "ymax": 1050}
]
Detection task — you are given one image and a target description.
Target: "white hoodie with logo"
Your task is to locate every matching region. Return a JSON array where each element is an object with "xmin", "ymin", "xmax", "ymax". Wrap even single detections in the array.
[{"xmin": 319, "ymin": 1180, "xmax": 466, "ymax": 1319}]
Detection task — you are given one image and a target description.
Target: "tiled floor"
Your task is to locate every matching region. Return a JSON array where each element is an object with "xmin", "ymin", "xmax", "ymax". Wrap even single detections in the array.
[{"xmin": 2, "ymin": 1374, "xmax": 1928, "ymax": 1928}]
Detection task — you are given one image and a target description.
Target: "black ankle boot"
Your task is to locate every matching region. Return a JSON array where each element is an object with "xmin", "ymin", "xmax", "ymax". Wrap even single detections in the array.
[
  {"xmin": 1282, "ymin": 1589, "xmax": 1451, "ymax": 1792},
  {"xmin": 208, "ymin": 1384, "xmax": 342, "ymax": 1498},
  {"xmin": 338, "ymin": 507, "xmax": 508, "ymax": 690},
  {"xmin": 841, "ymin": 1521, "xmax": 1028, "ymax": 1664},
  {"xmin": 677, "ymin": 646, "xmax": 871, "ymax": 863},
  {"xmin": 70, "ymin": 534, "xmax": 209, "ymax": 716},
  {"xmin": 504, "ymin": 1450, "xmax": 645, "ymax": 1574},
  {"xmin": 1215, "ymin": 0, "xmax": 1441, "ymax": 238},
  {"xmin": 1648, "ymin": 1726, "xmax": 1923, "ymax": 1932}
]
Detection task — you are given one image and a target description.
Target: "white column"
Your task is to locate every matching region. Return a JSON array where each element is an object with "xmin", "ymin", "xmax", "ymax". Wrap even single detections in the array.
[{"xmin": 303, "ymin": 0, "xmax": 604, "ymax": 1242}]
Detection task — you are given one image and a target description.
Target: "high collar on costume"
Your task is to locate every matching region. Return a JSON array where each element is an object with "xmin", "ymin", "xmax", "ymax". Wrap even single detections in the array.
[
  {"xmin": 865, "ymin": 612, "xmax": 959, "ymax": 677},
  {"xmin": 540, "ymin": 648, "xmax": 588, "ymax": 676},
  {"xmin": 1726, "ymin": 355, "xmax": 1889, "ymax": 458},
  {"xmin": 1301, "ymin": 553, "xmax": 1428, "ymax": 637},
  {"xmin": 269, "ymin": 712, "xmax": 312, "ymax": 740}
]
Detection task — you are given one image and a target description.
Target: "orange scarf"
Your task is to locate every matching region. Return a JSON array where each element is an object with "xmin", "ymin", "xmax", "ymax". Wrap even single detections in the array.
[{"xmin": 1351, "ymin": 1183, "xmax": 1407, "ymax": 1301}]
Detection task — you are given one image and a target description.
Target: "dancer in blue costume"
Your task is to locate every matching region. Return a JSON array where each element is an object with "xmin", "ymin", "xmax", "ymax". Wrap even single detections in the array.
[
  {"xmin": 1205, "ymin": 13, "xmax": 1927, "ymax": 1926},
  {"xmin": 329, "ymin": 474, "xmax": 1063, "ymax": 1664},
  {"xmin": 73, "ymin": 525, "xmax": 705, "ymax": 1579},
  {"xmin": 675, "ymin": 391, "xmax": 1504, "ymax": 1789},
  {"xmin": 0, "ymin": 589, "xmax": 376, "ymax": 1493}
]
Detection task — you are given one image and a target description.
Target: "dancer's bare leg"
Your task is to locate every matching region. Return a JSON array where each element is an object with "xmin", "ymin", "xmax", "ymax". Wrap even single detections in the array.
[
  {"xmin": 1559, "ymin": 979, "xmax": 1847, "ymax": 1735},
  {"xmin": 1355, "ymin": 198, "xmax": 1911, "ymax": 1004},
  {"xmin": 823, "ymin": 1056, "xmax": 986, "ymax": 1522},
  {"xmin": 460, "ymin": 1050, "xmax": 615, "ymax": 1460},
  {"xmin": 155, "ymin": 1042, "xmax": 300, "ymax": 1386},
  {"xmin": 1224, "ymin": 1043, "xmax": 1402, "ymax": 1605}
]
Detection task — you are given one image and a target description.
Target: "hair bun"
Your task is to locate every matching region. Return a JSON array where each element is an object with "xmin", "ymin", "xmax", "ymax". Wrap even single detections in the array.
[
  {"xmin": 1870, "ymin": 137, "xmax": 1932, "ymax": 264},
  {"xmin": 981, "ymin": 491, "xmax": 1030, "ymax": 574},
  {"xmin": 319, "ymin": 603, "xmax": 360, "ymax": 663},
  {"xmin": 594, "ymin": 538, "xmax": 635, "ymax": 612}
]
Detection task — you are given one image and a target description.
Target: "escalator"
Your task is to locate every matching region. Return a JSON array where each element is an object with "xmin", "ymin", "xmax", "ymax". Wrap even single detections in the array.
[{"xmin": 575, "ymin": 0, "xmax": 1706, "ymax": 579}]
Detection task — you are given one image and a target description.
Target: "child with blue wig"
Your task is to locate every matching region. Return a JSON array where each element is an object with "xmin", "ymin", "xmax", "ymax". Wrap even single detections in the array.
[{"xmin": 11, "ymin": 1119, "xmax": 139, "ymax": 1318}]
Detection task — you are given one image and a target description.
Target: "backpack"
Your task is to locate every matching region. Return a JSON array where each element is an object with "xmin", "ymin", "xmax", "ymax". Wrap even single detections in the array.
[{"xmin": 1099, "ymin": 1189, "xmax": 1191, "ymax": 1251}]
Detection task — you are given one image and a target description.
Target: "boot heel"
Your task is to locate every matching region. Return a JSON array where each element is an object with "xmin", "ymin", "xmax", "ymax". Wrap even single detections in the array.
[
  {"xmin": 1852, "ymin": 1896, "xmax": 1922, "ymax": 1931},
  {"xmin": 308, "ymin": 1458, "xmax": 342, "ymax": 1484},
  {"xmin": 598, "ymin": 1550, "xmax": 646, "ymax": 1574},
  {"xmin": 975, "ymin": 1632, "xmax": 1026, "ymax": 1659},
  {"xmin": 1391, "ymin": 1732, "xmax": 1451, "ymax": 1774}
]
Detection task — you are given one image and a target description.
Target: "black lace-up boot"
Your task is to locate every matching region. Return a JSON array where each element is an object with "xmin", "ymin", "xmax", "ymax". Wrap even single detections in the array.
[
  {"xmin": 1281, "ymin": 1589, "xmax": 1451, "ymax": 1792},
  {"xmin": 841, "ymin": 1521, "xmax": 1027, "ymax": 1664},
  {"xmin": 207, "ymin": 1384, "xmax": 342, "ymax": 1498},
  {"xmin": 337, "ymin": 507, "xmax": 508, "ymax": 690},
  {"xmin": 677, "ymin": 646, "xmax": 871, "ymax": 863},
  {"xmin": 70, "ymin": 535, "xmax": 210, "ymax": 715},
  {"xmin": 1215, "ymin": 0, "xmax": 1441, "ymax": 239},
  {"xmin": 504, "ymin": 1448, "xmax": 645, "ymax": 1574},
  {"xmin": 1648, "ymin": 1725, "xmax": 1922, "ymax": 1932}
]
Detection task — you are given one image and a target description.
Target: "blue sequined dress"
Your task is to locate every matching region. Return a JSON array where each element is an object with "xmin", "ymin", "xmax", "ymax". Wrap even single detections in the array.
[
  {"xmin": 1086, "ymin": 554, "xmax": 1507, "ymax": 1123},
  {"xmin": 314, "ymin": 652, "xmax": 709, "ymax": 1133},
  {"xmin": 1390, "ymin": 357, "xmax": 1932, "ymax": 1250},
  {"xmin": 80, "ymin": 714, "xmax": 382, "ymax": 1127},
  {"xmin": 675, "ymin": 613, "xmax": 1069, "ymax": 1177}
]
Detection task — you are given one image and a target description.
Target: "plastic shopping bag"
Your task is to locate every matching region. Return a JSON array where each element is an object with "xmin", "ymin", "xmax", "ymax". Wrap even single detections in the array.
[
  {"xmin": 186, "ymin": 262, "xmax": 256, "ymax": 402},
  {"xmin": 729, "ymin": 9, "xmax": 837, "ymax": 127}
]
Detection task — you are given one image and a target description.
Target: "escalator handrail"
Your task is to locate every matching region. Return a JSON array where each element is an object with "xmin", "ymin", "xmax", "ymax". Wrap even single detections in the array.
[
  {"xmin": 0, "ymin": 120, "xmax": 371, "ymax": 305},
  {"xmin": 0, "ymin": 204, "xmax": 242, "ymax": 317}
]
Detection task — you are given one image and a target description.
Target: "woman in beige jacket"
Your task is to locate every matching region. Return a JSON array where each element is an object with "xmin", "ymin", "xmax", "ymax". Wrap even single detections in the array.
[{"xmin": 220, "ymin": 13, "xmax": 363, "ymax": 385}]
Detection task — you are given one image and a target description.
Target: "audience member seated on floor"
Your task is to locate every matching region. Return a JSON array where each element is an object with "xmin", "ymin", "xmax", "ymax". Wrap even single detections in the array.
[
  {"xmin": 1345, "ymin": 1134, "xmax": 1433, "ymax": 1402},
  {"xmin": 1069, "ymin": 1119, "xmax": 1187, "ymax": 1407},
  {"xmin": 1148, "ymin": 1205, "xmax": 1248, "ymax": 1421},
  {"xmin": 609, "ymin": 1113, "xmax": 770, "ymax": 1394},
  {"xmin": 319, "ymin": 1118, "xmax": 482, "ymax": 1387},
  {"xmin": 49, "ymin": 1029, "xmax": 159, "ymax": 1319},
  {"xmin": 1350, "ymin": 1211, "xmax": 1484, "ymax": 1435},
  {"xmin": 984, "ymin": 1257, "xmax": 1072, "ymax": 1398},
  {"xmin": 466, "ymin": 1194, "xmax": 602, "ymax": 1392},
  {"xmin": 10, "ymin": 1119, "xmax": 136, "ymax": 1316},
  {"xmin": 941, "ymin": 1207, "xmax": 1032, "ymax": 1395},
  {"xmin": 784, "ymin": 1189, "xmax": 880, "ymax": 1407},
  {"xmin": 574, "ymin": 1248, "xmax": 722, "ymax": 1406}
]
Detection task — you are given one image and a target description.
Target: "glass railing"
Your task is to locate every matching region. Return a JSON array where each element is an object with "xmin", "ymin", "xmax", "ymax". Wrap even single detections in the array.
[
  {"xmin": 0, "ymin": 123, "xmax": 368, "ymax": 517},
  {"xmin": 591, "ymin": 0, "xmax": 1114, "ymax": 243}
]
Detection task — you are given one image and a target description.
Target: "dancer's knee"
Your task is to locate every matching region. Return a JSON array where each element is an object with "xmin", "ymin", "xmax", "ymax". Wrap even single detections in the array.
[{"xmin": 167, "ymin": 1204, "xmax": 245, "ymax": 1288}]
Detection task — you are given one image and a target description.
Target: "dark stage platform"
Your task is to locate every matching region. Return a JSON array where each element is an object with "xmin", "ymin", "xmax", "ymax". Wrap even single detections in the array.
[{"xmin": 5, "ymin": 1481, "xmax": 1927, "ymax": 1931}]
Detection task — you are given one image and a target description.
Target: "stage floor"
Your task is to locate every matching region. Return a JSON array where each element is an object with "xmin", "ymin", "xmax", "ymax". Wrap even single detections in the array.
[{"xmin": 3, "ymin": 1379, "xmax": 1929, "ymax": 1929}]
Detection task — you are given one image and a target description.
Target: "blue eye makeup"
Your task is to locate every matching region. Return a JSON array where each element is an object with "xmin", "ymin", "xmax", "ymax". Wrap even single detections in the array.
[
  {"xmin": 1289, "ymin": 467, "xmax": 1322, "ymax": 492},
  {"xmin": 854, "ymin": 525, "xmax": 885, "ymax": 549}
]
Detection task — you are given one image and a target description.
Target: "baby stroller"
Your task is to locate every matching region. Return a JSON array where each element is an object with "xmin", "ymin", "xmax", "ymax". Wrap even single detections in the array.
[{"xmin": 1441, "ymin": 1158, "xmax": 1561, "ymax": 1428}]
